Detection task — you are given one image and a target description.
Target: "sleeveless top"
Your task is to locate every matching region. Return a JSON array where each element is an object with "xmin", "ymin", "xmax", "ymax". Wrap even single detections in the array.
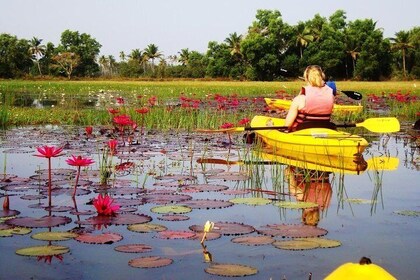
[{"xmin": 291, "ymin": 85, "xmax": 334, "ymax": 131}]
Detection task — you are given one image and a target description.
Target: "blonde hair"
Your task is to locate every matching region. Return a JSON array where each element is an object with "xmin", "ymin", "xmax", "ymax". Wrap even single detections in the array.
[{"xmin": 304, "ymin": 65, "xmax": 326, "ymax": 87}]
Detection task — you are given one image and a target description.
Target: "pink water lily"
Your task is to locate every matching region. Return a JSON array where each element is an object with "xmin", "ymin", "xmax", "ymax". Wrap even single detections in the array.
[
  {"xmin": 34, "ymin": 145, "xmax": 64, "ymax": 208},
  {"xmin": 93, "ymin": 194, "xmax": 120, "ymax": 216},
  {"xmin": 66, "ymin": 155, "xmax": 95, "ymax": 197},
  {"xmin": 34, "ymin": 145, "xmax": 64, "ymax": 158},
  {"xmin": 108, "ymin": 139, "xmax": 118, "ymax": 155}
]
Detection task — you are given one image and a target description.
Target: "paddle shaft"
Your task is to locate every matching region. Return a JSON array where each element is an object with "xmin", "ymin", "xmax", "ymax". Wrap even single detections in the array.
[{"xmin": 297, "ymin": 77, "xmax": 362, "ymax": 100}]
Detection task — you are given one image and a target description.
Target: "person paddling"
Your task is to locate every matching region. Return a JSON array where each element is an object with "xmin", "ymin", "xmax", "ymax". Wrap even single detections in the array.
[{"xmin": 285, "ymin": 65, "xmax": 335, "ymax": 132}]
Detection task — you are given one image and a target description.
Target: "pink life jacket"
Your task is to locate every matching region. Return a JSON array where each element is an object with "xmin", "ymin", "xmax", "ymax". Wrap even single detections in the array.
[{"xmin": 291, "ymin": 85, "xmax": 334, "ymax": 131}]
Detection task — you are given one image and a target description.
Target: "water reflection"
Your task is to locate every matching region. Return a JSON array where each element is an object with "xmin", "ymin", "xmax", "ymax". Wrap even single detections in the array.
[
  {"xmin": 0, "ymin": 125, "xmax": 417, "ymax": 279},
  {"xmin": 286, "ymin": 166, "xmax": 332, "ymax": 226}
]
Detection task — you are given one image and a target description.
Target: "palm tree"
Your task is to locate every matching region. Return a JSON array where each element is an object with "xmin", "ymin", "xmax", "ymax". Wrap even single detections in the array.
[
  {"xmin": 295, "ymin": 25, "xmax": 314, "ymax": 58},
  {"xmin": 178, "ymin": 48, "xmax": 190, "ymax": 66},
  {"xmin": 225, "ymin": 32, "xmax": 243, "ymax": 57},
  {"xmin": 347, "ymin": 48, "xmax": 360, "ymax": 73},
  {"xmin": 119, "ymin": 51, "xmax": 126, "ymax": 62},
  {"xmin": 144, "ymin": 44, "xmax": 162, "ymax": 72},
  {"xmin": 28, "ymin": 37, "xmax": 46, "ymax": 75},
  {"xmin": 98, "ymin": 55, "xmax": 108, "ymax": 75},
  {"xmin": 390, "ymin": 31, "xmax": 414, "ymax": 78},
  {"xmin": 108, "ymin": 55, "xmax": 116, "ymax": 76},
  {"xmin": 129, "ymin": 49, "xmax": 142, "ymax": 62}
]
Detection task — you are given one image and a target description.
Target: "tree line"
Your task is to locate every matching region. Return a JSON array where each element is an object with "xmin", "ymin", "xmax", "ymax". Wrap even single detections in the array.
[{"xmin": 0, "ymin": 10, "xmax": 419, "ymax": 81}]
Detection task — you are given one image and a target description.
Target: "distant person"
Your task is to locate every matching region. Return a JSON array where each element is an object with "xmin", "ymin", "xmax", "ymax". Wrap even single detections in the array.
[{"xmin": 285, "ymin": 65, "xmax": 335, "ymax": 132}]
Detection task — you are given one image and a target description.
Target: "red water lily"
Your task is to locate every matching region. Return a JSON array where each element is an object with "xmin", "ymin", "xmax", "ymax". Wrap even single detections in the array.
[
  {"xmin": 238, "ymin": 118, "xmax": 250, "ymax": 126},
  {"xmin": 113, "ymin": 114, "xmax": 134, "ymax": 127},
  {"xmin": 108, "ymin": 139, "xmax": 118, "ymax": 155},
  {"xmin": 116, "ymin": 97, "xmax": 125, "ymax": 104},
  {"xmin": 85, "ymin": 126, "xmax": 93, "ymax": 136},
  {"xmin": 135, "ymin": 107, "xmax": 149, "ymax": 114},
  {"xmin": 34, "ymin": 146, "xmax": 64, "ymax": 158},
  {"xmin": 3, "ymin": 195, "xmax": 9, "ymax": 210},
  {"xmin": 34, "ymin": 146, "xmax": 64, "ymax": 208},
  {"xmin": 220, "ymin": 122, "xmax": 234, "ymax": 129},
  {"xmin": 107, "ymin": 108, "xmax": 120, "ymax": 115},
  {"xmin": 37, "ymin": 255, "xmax": 64, "ymax": 264},
  {"xmin": 93, "ymin": 194, "xmax": 120, "ymax": 216},
  {"xmin": 66, "ymin": 155, "xmax": 95, "ymax": 197}
]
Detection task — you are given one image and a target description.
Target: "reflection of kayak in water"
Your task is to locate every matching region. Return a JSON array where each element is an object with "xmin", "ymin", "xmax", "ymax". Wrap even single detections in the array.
[
  {"xmin": 264, "ymin": 97, "xmax": 363, "ymax": 113},
  {"xmin": 197, "ymin": 153, "xmax": 398, "ymax": 175},
  {"xmin": 250, "ymin": 115, "xmax": 369, "ymax": 159},
  {"xmin": 257, "ymin": 149, "xmax": 398, "ymax": 175}
]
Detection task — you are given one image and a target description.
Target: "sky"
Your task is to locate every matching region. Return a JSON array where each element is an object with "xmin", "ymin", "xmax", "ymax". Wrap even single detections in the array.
[{"xmin": 1, "ymin": 0, "xmax": 418, "ymax": 60}]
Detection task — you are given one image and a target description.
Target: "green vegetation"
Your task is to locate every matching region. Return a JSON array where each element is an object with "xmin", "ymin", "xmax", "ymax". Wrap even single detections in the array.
[
  {"xmin": 0, "ymin": 80, "xmax": 418, "ymax": 129},
  {"xmin": 0, "ymin": 10, "xmax": 419, "ymax": 81}
]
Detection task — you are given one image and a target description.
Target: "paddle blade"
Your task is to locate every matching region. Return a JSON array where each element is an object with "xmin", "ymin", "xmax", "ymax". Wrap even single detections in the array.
[
  {"xmin": 356, "ymin": 118, "xmax": 400, "ymax": 133},
  {"xmin": 340, "ymin": 90, "xmax": 363, "ymax": 100}
]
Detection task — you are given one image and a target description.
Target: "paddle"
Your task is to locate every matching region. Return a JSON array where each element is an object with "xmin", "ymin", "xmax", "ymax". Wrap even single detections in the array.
[
  {"xmin": 339, "ymin": 90, "xmax": 362, "ymax": 100},
  {"xmin": 196, "ymin": 117, "xmax": 400, "ymax": 134},
  {"xmin": 299, "ymin": 77, "xmax": 363, "ymax": 100},
  {"xmin": 197, "ymin": 158, "xmax": 277, "ymax": 165}
]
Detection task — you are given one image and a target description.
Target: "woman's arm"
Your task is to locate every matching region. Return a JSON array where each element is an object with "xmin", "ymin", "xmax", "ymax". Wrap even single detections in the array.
[{"xmin": 285, "ymin": 95, "xmax": 304, "ymax": 128}]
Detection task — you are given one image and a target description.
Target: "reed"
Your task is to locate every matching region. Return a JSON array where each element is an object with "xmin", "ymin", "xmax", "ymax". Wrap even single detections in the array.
[{"xmin": 1, "ymin": 80, "xmax": 418, "ymax": 128}]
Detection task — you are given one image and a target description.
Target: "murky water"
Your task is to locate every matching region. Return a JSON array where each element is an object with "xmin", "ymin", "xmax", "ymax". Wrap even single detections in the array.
[{"xmin": 0, "ymin": 125, "xmax": 419, "ymax": 279}]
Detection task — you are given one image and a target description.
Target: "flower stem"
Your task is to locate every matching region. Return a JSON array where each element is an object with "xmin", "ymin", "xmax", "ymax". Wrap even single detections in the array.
[{"xmin": 73, "ymin": 166, "xmax": 81, "ymax": 197}]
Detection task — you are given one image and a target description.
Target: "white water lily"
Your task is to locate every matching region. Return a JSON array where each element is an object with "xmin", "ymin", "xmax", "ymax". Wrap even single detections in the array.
[
  {"xmin": 203, "ymin": 220, "xmax": 214, "ymax": 233},
  {"xmin": 201, "ymin": 220, "xmax": 215, "ymax": 244}
]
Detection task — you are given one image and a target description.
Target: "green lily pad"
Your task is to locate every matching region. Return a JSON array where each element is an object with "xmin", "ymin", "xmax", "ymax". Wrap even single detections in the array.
[
  {"xmin": 31, "ymin": 231, "xmax": 79, "ymax": 241},
  {"xmin": 205, "ymin": 263, "xmax": 258, "ymax": 277},
  {"xmin": 0, "ymin": 227, "xmax": 32, "ymax": 237},
  {"xmin": 229, "ymin": 197, "xmax": 271, "ymax": 206},
  {"xmin": 150, "ymin": 205, "xmax": 192, "ymax": 214},
  {"xmin": 16, "ymin": 245, "xmax": 70, "ymax": 257},
  {"xmin": 295, "ymin": 237, "xmax": 342, "ymax": 248},
  {"xmin": 274, "ymin": 201, "xmax": 319, "ymax": 209},
  {"xmin": 128, "ymin": 223, "xmax": 168, "ymax": 233},
  {"xmin": 272, "ymin": 239, "xmax": 320, "ymax": 250}
]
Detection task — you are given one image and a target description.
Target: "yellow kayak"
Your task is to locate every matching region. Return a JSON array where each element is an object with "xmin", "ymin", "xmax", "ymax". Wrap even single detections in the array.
[
  {"xmin": 250, "ymin": 115, "xmax": 369, "ymax": 159},
  {"xmin": 265, "ymin": 98, "xmax": 363, "ymax": 113},
  {"xmin": 325, "ymin": 262, "xmax": 397, "ymax": 280}
]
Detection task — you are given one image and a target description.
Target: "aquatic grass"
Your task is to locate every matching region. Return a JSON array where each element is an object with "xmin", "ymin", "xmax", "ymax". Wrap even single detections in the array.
[{"xmin": 1, "ymin": 80, "xmax": 419, "ymax": 128}]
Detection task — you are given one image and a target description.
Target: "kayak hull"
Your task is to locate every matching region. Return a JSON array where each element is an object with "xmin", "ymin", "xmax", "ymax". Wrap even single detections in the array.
[
  {"xmin": 265, "ymin": 98, "xmax": 363, "ymax": 113},
  {"xmin": 250, "ymin": 116, "xmax": 369, "ymax": 159}
]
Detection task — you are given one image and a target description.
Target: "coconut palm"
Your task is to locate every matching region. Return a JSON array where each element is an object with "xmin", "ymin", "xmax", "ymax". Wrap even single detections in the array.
[
  {"xmin": 390, "ymin": 31, "xmax": 414, "ymax": 78},
  {"xmin": 129, "ymin": 49, "xmax": 142, "ymax": 62},
  {"xmin": 295, "ymin": 25, "xmax": 314, "ymax": 58},
  {"xmin": 119, "ymin": 51, "xmax": 126, "ymax": 62},
  {"xmin": 178, "ymin": 48, "xmax": 190, "ymax": 66},
  {"xmin": 225, "ymin": 32, "xmax": 243, "ymax": 57},
  {"xmin": 144, "ymin": 44, "xmax": 162, "ymax": 72},
  {"xmin": 108, "ymin": 55, "xmax": 116, "ymax": 76},
  {"xmin": 98, "ymin": 55, "xmax": 108, "ymax": 75},
  {"xmin": 28, "ymin": 37, "xmax": 46, "ymax": 75}
]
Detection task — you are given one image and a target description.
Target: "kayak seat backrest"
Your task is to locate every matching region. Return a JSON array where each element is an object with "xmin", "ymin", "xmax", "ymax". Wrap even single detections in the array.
[{"xmin": 295, "ymin": 121, "xmax": 337, "ymax": 131}]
